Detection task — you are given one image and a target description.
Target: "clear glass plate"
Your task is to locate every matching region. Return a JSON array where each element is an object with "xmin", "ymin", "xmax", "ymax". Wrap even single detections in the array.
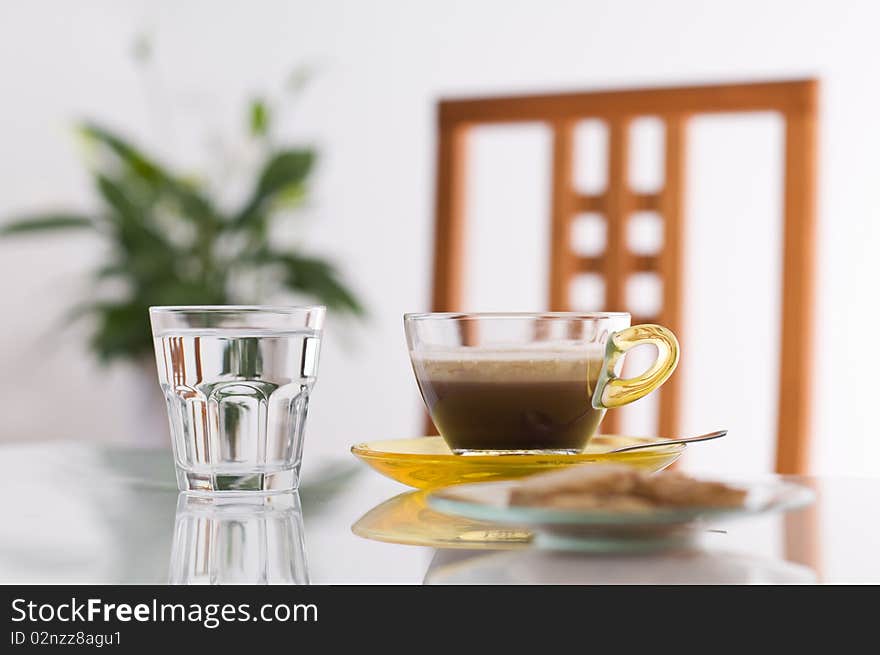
[{"xmin": 427, "ymin": 477, "xmax": 815, "ymax": 553}]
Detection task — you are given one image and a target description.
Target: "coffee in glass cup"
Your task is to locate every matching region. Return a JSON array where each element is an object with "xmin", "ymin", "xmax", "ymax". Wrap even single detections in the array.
[{"xmin": 405, "ymin": 312, "xmax": 678, "ymax": 455}]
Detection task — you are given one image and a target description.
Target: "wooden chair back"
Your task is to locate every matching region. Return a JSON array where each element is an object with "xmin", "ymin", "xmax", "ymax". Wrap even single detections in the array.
[{"xmin": 429, "ymin": 79, "xmax": 819, "ymax": 474}]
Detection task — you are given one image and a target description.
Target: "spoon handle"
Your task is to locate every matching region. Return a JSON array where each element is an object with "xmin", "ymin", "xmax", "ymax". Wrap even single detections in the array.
[{"xmin": 606, "ymin": 430, "xmax": 728, "ymax": 454}]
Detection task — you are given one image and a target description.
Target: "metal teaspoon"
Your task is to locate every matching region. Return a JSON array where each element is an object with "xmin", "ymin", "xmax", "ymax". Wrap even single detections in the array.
[{"xmin": 604, "ymin": 429, "xmax": 728, "ymax": 454}]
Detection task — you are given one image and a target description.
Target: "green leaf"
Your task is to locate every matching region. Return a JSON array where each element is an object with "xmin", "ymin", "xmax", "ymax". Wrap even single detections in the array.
[
  {"xmin": 79, "ymin": 122, "xmax": 219, "ymax": 229},
  {"xmin": 0, "ymin": 214, "xmax": 94, "ymax": 235},
  {"xmin": 167, "ymin": 177, "xmax": 217, "ymax": 227},
  {"xmin": 249, "ymin": 98, "xmax": 270, "ymax": 137},
  {"xmin": 79, "ymin": 122, "xmax": 164, "ymax": 183},
  {"xmin": 273, "ymin": 182, "xmax": 307, "ymax": 210},
  {"xmin": 89, "ymin": 301, "xmax": 154, "ymax": 362},
  {"xmin": 149, "ymin": 278, "xmax": 227, "ymax": 307},
  {"xmin": 96, "ymin": 175, "xmax": 142, "ymax": 221},
  {"xmin": 94, "ymin": 175, "xmax": 173, "ymax": 254},
  {"xmin": 269, "ymin": 252, "xmax": 364, "ymax": 315},
  {"xmin": 235, "ymin": 149, "xmax": 315, "ymax": 227},
  {"xmin": 257, "ymin": 151, "xmax": 314, "ymax": 197}
]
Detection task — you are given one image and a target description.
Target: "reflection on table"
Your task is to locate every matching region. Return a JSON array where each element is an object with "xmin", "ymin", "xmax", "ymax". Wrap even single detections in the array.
[
  {"xmin": 0, "ymin": 443, "xmax": 878, "ymax": 584},
  {"xmin": 424, "ymin": 548, "xmax": 816, "ymax": 584},
  {"xmin": 349, "ymin": 481, "xmax": 821, "ymax": 585},
  {"xmin": 351, "ymin": 490, "xmax": 531, "ymax": 549},
  {"xmin": 170, "ymin": 492, "xmax": 309, "ymax": 585}
]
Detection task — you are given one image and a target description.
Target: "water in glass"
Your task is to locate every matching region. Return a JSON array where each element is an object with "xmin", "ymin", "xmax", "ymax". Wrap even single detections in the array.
[{"xmin": 154, "ymin": 327, "xmax": 321, "ymax": 492}]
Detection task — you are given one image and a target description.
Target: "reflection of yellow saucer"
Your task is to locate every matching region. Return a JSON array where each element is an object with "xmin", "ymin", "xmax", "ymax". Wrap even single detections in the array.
[
  {"xmin": 350, "ymin": 435, "xmax": 683, "ymax": 490},
  {"xmin": 352, "ymin": 490, "xmax": 532, "ymax": 549}
]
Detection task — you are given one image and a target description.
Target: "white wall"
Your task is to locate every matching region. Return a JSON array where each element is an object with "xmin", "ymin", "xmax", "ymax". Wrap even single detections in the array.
[{"xmin": 1, "ymin": 0, "xmax": 878, "ymax": 475}]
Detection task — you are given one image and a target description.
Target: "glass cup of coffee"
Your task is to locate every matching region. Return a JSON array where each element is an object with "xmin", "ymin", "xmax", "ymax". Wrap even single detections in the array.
[{"xmin": 404, "ymin": 312, "xmax": 679, "ymax": 455}]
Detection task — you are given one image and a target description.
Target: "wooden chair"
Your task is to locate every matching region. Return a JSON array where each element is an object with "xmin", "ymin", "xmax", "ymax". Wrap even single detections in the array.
[{"xmin": 428, "ymin": 79, "xmax": 819, "ymax": 475}]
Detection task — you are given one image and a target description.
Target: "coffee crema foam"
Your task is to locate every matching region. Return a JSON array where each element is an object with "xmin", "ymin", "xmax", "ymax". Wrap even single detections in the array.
[{"xmin": 412, "ymin": 345, "xmax": 606, "ymax": 383}]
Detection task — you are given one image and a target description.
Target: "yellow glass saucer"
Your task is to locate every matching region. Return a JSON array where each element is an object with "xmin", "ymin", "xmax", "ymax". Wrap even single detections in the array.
[{"xmin": 350, "ymin": 435, "xmax": 683, "ymax": 490}]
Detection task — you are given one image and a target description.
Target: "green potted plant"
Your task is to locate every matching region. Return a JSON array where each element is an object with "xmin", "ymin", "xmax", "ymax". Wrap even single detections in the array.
[{"xmin": 1, "ymin": 97, "xmax": 363, "ymax": 443}]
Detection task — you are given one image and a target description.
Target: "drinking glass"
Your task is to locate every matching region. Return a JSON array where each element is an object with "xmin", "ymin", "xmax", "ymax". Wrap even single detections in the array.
[
  {"xmin": 150, "ymin": 305, "xmax": 325, "ymax": 493},
  {"xmin": 405, "ymin": 312, "xmax": 678, "ymax": 454}
]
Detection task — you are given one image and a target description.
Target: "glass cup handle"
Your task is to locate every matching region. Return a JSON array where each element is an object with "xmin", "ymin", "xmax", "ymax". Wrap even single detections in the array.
[{"xmin": 592, "ymin": 324, "xmax": 680, "ymax": 409}]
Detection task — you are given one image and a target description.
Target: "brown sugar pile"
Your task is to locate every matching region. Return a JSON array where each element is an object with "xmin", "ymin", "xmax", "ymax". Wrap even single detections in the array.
[{"xmin": 509, "ymin": 464, "xmax": 747, "ymax": 512}]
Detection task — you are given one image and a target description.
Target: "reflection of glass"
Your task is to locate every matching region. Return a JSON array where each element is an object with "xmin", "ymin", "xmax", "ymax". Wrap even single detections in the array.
[
  {"xmin": 424, "ymin": 549, "xmax": 817, "ymax": 585},
  {"xmin": 150, "ymin": 306, "xmax": 325, "ymax": 493},
  {"xmin": 170, "ymin": 492, "xmax": 309, "ymax": 585}
]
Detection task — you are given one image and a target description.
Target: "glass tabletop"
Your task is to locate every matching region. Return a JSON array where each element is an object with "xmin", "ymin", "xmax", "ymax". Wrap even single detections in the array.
[{"xmin": 0, "ymin": 441, "xmax": 875, "ymax": 584}]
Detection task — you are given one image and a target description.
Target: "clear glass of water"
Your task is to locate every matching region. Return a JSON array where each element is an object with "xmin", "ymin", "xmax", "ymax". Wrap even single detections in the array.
[{"xmin": 149, "ymin": 305, "xmax": 325, "ymax": 493}]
